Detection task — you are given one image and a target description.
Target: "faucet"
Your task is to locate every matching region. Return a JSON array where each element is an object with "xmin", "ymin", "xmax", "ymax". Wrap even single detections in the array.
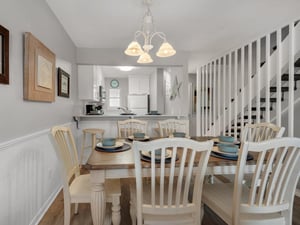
[{"xmin": 117, "ymin": 106, "xmax": 132, "ymax": 114}]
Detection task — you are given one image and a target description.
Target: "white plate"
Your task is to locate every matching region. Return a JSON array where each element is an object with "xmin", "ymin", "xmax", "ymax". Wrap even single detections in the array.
[
  {"xmin": 128, "ymin": 135, "xmax": 150, "ymax": 141},
  {"xmin": 96, "ymin": 141, "xmax": 124, "ymax": 149},
  {"xmin": 212, "ymin": 145, "xmax": 238, "ymax": 156},
  {"xmin": 141, "ymin": 149, "xmax": 172, "ymax": 160}
]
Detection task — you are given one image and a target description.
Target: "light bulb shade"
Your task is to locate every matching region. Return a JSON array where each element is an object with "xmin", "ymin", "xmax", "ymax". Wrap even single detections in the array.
[
  {"xmin": 124, "ymin": 41, "xmax": 143, "ymax": 56},
  {"xmin": 137, "ymin": 52, "xmax": 153, "ymax": 64},
  {"xmin": 156, "ymin": 42, "xmax": 176, "ymax": 57}
]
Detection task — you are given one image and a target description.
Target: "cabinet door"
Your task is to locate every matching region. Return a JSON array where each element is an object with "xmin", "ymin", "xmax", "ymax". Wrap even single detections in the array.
[
  {"xmin": 138, "ymin": 77, "xmax": 149, "ymax": 94},
  {"xmin": 78, "ymin": 65, "xmax": 102, "ymax": 101},
  {"xmin": 128, "ymin": 75, "xmax": 149, "ymax": 94},
  {"xmin": 128, "ymin": 77, "xmax": 140, "ymax": 94}
]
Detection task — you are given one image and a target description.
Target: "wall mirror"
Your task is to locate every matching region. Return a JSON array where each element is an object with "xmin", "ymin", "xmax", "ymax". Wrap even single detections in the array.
[{"xmin": 0, "ymin": 24, "xmax": 9, "ymax": 84}]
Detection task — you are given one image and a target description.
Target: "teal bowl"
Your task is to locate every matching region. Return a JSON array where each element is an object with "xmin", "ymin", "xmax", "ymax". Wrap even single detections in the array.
[
  {"xmin": 102, "ymin": 138, "xmax": 116, "ymax": 146},
  {"xmin": 219, "ymin": 135, "xmax": 235, "ymax": 143},
  {"xmin": 133, "ymin": 132, "xmax": 145, "ymax": 138},
  {"xmin": 218, "ymin": 143, "xmax": 238, "ymax": 153},
  {"xmin": 173, "ymin": 132, "xmax": 186, "ymax": 137}
]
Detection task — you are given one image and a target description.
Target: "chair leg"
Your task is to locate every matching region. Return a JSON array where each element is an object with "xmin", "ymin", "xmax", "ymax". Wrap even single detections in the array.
[
  {"xmin": 111, "ymin": 195, "xmax": 121, "ymax": 225},
  {"xmin": 74, "ymin": 203, "xmax": 79, "ymax": 215},
  {"xmin": 80, "ymin": 133, "xmax": 86, "ymax": 166},
  {"xmin": 200, "ymin": 203, "xmax": 204, "ymax": 223},
  {"xmin": 64, "ymin": 202, "xmax": 71, "ymax": 225},
  {"xmin": 129, "ymin": 180, "xmax": 137, "ymax": 225}
]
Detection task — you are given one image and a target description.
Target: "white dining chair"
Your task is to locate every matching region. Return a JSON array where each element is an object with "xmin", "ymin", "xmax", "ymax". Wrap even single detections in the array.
[
  {"xmin": 132, "ymin": 138, "xmax": 213, "ymax": 225},
  {"xmin": 50, "ymin": 126, "xmax": 121, "ymax": 225},
  {"xmin": 117, "ymin": 119, "xmax": 148, "ymax": 138},
  {"xmin": 215, "ymin": 122, "xmax": 285, "ymax": 184},
  {"xmin": 80, "ymin": 128, "xmax": 105, "ymax": 165},
  {"xmin": 158, "ymin": 119, "xmax": 189, "ymax": 137},
  {"xmin": 202, "ymin": 137, "xmax": 300, "ymax": 225},
  {"xmin": 240, "ymin": 122, "xmax": 285, "ymax": 142}
]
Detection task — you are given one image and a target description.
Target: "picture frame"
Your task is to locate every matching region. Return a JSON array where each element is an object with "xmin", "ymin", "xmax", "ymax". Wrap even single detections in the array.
[
  {"xmin": 57, "ymin": 67, "xmax": 70, "ymax": 98},
  {"xmin": 0, "ymin": 24, "xmax": 9, "ymax": 84},
  {"xmin": 24, "ymin": 32, "xmax": 56, "ymax": 102}
]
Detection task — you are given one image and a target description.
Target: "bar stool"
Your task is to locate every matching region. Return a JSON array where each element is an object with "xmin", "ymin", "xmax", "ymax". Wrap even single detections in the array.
[{"xmin": 80, "ymin": 128, "xmax": 104, "ymax": 165}]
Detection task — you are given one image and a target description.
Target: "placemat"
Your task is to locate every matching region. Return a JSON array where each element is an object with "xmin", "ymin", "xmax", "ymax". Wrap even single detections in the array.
[
  {"xmin": 211, "ymin": 151, "xmax": 253, "ymax": 161},
  {"xmin": 95, "ymin": 143, "xmax": 131, "ymax": 153}
]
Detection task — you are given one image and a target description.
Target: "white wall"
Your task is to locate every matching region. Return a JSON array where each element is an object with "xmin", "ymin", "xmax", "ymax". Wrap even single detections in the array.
[
  {"xmin": 0, "ymin": 0, "xmax": 77, "ymax": 142},
  {"xmin": 0, "ymin": 0, "xmax": 77, "ymax": 224},
  {"xmin": 163, "ymin": 67, "xmax": 189, "ymax": 116}
]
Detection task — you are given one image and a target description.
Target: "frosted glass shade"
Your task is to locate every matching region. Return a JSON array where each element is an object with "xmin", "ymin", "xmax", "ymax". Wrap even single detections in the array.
[
  {"xmin": 137, "ymin": 52, "xmax": 153, "ymax": 64},
  {"xmin": 124, "ymin": 41, "xmax": 143, "ymax": 56},
  {"xmin": 156, "ymin": 42, "xmax": 176, "ymax": 57}
]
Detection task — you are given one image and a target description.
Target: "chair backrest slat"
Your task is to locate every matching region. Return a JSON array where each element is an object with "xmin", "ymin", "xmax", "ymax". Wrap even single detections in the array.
[
  {"xmin": 241, "ymin": 122, "xmax": 285, "ymax": 143},
  {"xmin": 133, "ymin": 138, "xmax": 213, "ymax": 225},
  {"xmin": 51, "ymin": 126, "xmax": 80, "ymax": 183},
  {"xmin": 233, "ymin": 137, "xmax": 300, "ymax": 225},
  {"xmin": 158, "ymin": 119, "xmax": 189, "ymax": 137},
  {"xmin": 117, "ymin": 119, "xmax": 147, "ymax": 138}
]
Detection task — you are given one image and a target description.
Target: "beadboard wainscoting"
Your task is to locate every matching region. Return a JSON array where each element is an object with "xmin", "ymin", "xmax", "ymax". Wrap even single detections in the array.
[{"xmin": 0, "ymin": 123, "xmax": 75, "ymax": 225}]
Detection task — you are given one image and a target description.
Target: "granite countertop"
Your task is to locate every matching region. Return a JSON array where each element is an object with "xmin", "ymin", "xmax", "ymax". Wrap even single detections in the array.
[{"xmin": 75, "ymin": 114, "xmax": 185, "ymax": 119}]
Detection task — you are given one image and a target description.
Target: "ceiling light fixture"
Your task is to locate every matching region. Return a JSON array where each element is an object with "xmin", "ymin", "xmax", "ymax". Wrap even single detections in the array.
[
  {"xmin": 124, "ymin": 0, "xmax": 176, "ymax": 64},
  {"xmin": 118, "ymin": 66, "xmax": 134, "ymax": 71}
]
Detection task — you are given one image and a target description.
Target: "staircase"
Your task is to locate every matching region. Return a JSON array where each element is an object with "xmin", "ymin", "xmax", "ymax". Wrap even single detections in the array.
[
  {"xmin": 226, "ymin": 61, "xmax": 300, "ymax": 138},
  {"xmin": 197, "ymin": 19, "xmax": 300, "ymax": 138}
]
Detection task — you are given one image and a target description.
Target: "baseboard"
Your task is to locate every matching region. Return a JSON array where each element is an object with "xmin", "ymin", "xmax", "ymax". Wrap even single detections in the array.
[{"xmin": 30, "ymin": 185, "xmax": 62, "ymax": 225}]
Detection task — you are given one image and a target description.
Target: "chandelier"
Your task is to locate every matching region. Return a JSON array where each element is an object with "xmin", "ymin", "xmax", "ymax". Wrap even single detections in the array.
[{"xmin": 124, "ymin": 0, "xmax": 176, "ymax": 64}]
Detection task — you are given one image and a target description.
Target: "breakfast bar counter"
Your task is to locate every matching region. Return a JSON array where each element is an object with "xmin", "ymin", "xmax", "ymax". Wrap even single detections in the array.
[
  {"xmin": 73, "ymin": 114, "xmax": 189, "ymax": 151},
  {"xmin": 74, "ymin": 114, "xmax": 185, "ymax": 121}
]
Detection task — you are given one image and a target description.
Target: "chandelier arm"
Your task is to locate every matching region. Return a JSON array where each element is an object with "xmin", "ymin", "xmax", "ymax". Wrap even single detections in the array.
[
  {"xmin": 149, "ymin": 31, "xmax": 166, "ymax": 44},
  {"xmin": 134, "ymin": 30, "xmax": 147, "ymax": 41}
]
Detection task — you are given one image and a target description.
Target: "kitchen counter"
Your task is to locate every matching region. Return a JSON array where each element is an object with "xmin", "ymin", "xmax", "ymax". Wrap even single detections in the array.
[
  {"xmin": 73, "ymin": 114, "xmax": 188, "ymax": 140},
  {"xmin": 74, "ymin": 114, "xmax": 185, "ymax": 121},
  {"xmin": 73, "ymin": 114, "xmax": 189, "ymax": 163}
]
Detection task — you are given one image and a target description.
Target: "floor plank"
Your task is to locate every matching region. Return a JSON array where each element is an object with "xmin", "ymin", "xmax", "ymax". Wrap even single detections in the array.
[{"xmin": 39, "ymin": 178, "xmax": 300, "ymax": 225}]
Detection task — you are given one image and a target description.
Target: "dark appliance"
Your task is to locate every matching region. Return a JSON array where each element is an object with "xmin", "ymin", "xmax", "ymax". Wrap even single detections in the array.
[{"xmin": 86, "ymin": 104, "xmax": 103, "ymax": 115}]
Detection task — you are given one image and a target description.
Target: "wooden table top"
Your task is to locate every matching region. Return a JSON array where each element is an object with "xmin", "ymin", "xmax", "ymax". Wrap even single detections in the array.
[{"xmin": 86, "ymin": 137, "xmax": 241, "ymax": 170}]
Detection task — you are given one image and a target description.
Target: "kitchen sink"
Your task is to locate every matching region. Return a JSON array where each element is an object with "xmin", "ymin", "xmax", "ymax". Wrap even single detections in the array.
[{"xmin": 120, "ymin": 113, "xmax": 136, "ymax": 115}]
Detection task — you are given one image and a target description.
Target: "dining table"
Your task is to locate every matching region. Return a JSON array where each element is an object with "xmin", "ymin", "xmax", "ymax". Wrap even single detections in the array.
[{"xmin": 85, "ymin": 136, "xmax": 256, "ymax": 225}]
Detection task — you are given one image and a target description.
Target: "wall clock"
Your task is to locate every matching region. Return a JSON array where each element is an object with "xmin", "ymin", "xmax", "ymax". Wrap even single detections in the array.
[{"xmin": 110, "ymin": 79, "xmax": 119, "ymax": 88}]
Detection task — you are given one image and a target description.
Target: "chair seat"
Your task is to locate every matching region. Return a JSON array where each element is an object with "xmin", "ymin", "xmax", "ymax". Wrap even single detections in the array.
[
  {"xmin": 202, "ymin": 183, "xmax": 235, "ymax": 224},
  {"xmin": 202, "ymin": 183, "xmax": 286, "ymax": 225},
  {"xmin": 143, "ymin": 214, "xmax": 195, "ymax": 225},
  {"xmin": 70, "ymin": 174, "xmax": 121, "ymax": 203}
]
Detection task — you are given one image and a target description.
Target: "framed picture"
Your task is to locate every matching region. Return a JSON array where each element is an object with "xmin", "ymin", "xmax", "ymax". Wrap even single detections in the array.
[
  {"xmin": 0, "ymin": 24, "xmax": 9, "ymax": 84},
  {"xmin": 57, "ymin": 67, "xmax": 70, "ymax": 98},
  {"xmin": 24, "ymin": 32, "xmax": 56, "ymax": 102}
]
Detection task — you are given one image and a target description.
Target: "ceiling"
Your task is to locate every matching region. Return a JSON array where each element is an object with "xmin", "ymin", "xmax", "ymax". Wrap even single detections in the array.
[
  {"xmin": 45, "ymin": 0, "xmax": 300, "ymax": 73},
  {"xmin": 100, "ymin": 66, "xmax": 157, "ymax": 78}
]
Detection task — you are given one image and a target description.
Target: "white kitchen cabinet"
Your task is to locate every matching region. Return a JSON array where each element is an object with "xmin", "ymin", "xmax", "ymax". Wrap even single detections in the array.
[
  {"xmin": 78, "ymin": 65, "xmax": 103, "ymax": 100},
  {"xmin": 128, "ymin": 75, "xmax": 149, "ymax": 94}
]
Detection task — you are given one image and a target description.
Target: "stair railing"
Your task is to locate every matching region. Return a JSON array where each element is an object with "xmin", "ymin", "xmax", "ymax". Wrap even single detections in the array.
[{"xmin": 196, "ymin": 19, "xmax": 300, "ymax": 138}]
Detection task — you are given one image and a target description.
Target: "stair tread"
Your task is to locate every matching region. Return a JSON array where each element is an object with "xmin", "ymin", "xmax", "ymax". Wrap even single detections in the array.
[
  {"xmin": 251, "ymin": 107, "xmax": 273, "ymax": 111},
  {"xmin": 270, "ymin": 86, "xmax": 289, "ymax": 92},
  {"xmin": 244, "ymin": 115, "xmax": 264, "ymax": 119},
  {"xmin": 294, "ymin": 58, "xmax": 300, "ymax": 67},
  {"xmin": 260, "ymin": 98, "xmax": 280, "ymax": 102},
  {"xmin": 281, "ymin": 74, "xmax": 300, "ymax": 81}
]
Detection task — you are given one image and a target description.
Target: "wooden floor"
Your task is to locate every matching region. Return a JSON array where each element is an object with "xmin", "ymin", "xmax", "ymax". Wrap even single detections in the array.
[{"xmin": 39, "ymin": 177, "xmax": 300, "ymax": 225}]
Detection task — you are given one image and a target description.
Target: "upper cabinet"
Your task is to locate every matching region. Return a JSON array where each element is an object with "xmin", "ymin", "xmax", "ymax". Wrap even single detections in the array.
[
  {"xmin": 128, "ymin": 75, "xmax": 149, "ymax": 95},
  {"xmin": 78, "ymin": 65, "xmax": 103, "ymax": 101}
]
